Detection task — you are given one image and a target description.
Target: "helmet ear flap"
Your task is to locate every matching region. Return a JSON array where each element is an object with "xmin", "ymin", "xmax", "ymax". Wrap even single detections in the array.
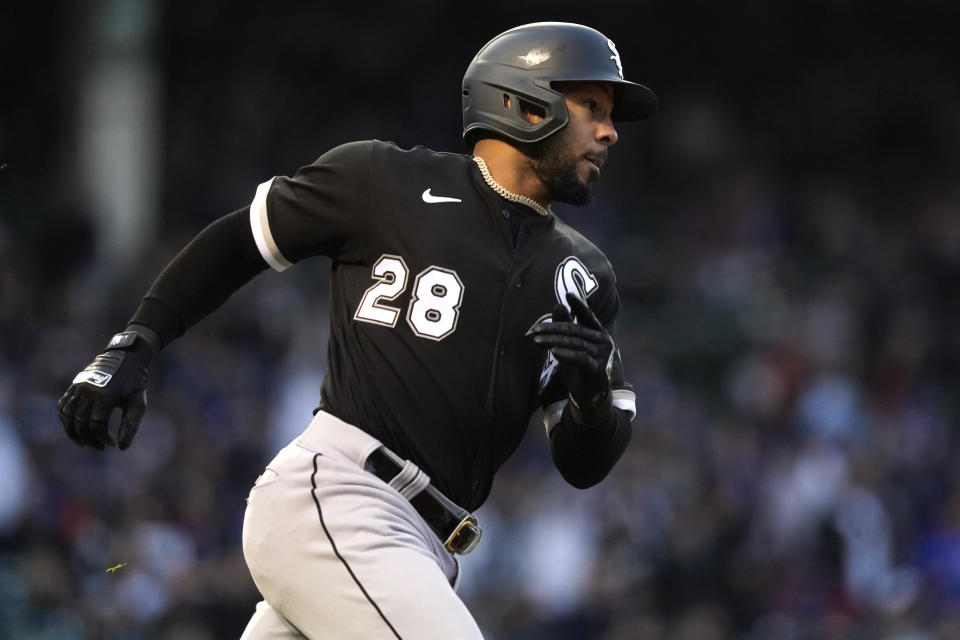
[{"xmin": 461, "ymin": 77, "xmax": 569, "ymax": 147}]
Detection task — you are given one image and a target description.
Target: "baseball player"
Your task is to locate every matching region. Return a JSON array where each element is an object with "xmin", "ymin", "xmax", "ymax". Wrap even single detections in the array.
[{"xmin": 58, "ymin": 22, "xmax": 656, "ymax": 638}]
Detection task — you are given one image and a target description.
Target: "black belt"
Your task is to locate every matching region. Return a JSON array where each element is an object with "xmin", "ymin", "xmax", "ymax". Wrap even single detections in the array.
[{"xmin": 365, "ymin": 447, "xmax": 482, "ymax": 555}]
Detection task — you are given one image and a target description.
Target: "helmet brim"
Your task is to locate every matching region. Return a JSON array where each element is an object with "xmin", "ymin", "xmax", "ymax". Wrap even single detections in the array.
[{"xmin": 610, "ymin": 80, "xmax": 658, "ymax": 122}]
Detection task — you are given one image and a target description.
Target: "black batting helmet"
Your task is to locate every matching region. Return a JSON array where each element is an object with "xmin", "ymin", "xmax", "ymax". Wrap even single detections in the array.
[{"xmin": 462, "ymin": 22, "xmax": 658, "ymax": 148}]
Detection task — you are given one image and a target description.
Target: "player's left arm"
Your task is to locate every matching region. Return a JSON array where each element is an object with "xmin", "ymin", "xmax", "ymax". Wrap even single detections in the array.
[{"xmin": 530, "ymin": 290, "xmax": 635, "ymax": 489}]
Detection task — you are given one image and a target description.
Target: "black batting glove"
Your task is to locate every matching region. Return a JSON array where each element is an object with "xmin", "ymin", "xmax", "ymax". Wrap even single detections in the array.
[
  {"xmin": 530, "ymin": 292, "xmax": 615, "ymax": 412},
  {"xmin": 57, "ymin": 330, "xmax": 155, "ymax": 450}
]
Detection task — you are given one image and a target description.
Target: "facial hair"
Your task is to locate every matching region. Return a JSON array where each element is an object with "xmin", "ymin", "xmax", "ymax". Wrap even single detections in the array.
[{"xmin": 522, "ymin": 126, "xmax": 598, "ymax": 206}]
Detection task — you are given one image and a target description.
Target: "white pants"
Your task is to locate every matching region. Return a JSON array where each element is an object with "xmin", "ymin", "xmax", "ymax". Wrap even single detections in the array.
[{"xmin": 239, "ymin": 411, "xmax": 484, "ymax": 639}]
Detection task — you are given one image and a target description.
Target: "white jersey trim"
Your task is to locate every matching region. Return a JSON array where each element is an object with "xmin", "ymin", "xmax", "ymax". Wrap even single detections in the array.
[
  {"xmin": 612, "ymin": 389, "xmax": 637, "ymax": 421},
  {"xmin": 250, "ymin": 178, "xmax": 293, "ymax": 272},
  {"xmin": 535, "ymin": 388, "xmax": 637, "ymax": 437}
]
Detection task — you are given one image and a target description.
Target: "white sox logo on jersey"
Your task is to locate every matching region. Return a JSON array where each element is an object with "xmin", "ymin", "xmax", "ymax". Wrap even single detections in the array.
[{"xmin": 529, "ymin": 256, "xmax": 599, "ymax": 392}]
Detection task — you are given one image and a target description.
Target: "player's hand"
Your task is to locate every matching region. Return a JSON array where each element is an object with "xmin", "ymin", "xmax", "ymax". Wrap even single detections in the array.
[
  {"xmin": 530, "ymin": 292, "xmax": 614, "ymax": 410},
  {"xmin": 57, "ymin": 331, "xmax": 155, "ymax": 450}
]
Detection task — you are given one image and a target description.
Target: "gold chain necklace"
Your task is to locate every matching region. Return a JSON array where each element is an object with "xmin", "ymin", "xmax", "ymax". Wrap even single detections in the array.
[{"xmin": 472, "ymin": 156, "xmax": 551, "ymax": 217}]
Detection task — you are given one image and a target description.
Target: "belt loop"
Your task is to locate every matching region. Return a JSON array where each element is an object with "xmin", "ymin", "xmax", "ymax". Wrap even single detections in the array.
[{"xmin": 389, "ymin": 460, "xmax": 431, "ymax": 500}]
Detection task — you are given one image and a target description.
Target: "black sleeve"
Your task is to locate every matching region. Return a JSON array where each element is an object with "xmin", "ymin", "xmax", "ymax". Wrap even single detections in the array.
[
  {"xmin": 250, "ymin": 141, "xmax": 374, "ymax": 269},
  {"xmin": 549, "ymin": 397, "xmax": 632, "ymax": 489},
  {"xmin": 127, "ymin": 207, "xmax": 268, "ymax": 347}
]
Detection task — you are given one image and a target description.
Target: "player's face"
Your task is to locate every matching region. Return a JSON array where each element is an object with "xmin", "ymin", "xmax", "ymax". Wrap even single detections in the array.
[{"xmin": 526, "ymin": 82, "xmax": 618, "ymax": 205}]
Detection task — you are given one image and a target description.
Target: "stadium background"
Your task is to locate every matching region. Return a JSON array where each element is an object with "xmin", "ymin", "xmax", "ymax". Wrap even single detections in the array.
[{"xmin": 2, "ymin": 1, "xmax": 959, "ymax": 638}]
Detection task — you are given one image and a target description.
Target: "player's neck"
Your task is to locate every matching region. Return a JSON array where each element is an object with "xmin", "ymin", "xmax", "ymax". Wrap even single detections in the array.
[{"xmin": 472, "ymin": 139, "xmax": 551, "ymax": 208}]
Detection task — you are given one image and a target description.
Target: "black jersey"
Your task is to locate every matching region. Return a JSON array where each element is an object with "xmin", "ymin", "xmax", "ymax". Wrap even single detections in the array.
[{"xmin": 249, "ymin": 140, "xmax": 636, "ymax": 509}]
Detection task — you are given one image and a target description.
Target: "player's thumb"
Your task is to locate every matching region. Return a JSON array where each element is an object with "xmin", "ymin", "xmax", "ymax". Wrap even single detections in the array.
[
  {"xmin": 117, "ymin": 390, "xmax": 147, "ymax": 450},
  {"xmin": 551, "ymin": 303, "xmax": 571, "ymax": 323},
  {"xmin": 566, "ymin": 292, "xmax": 601, "ymax": 330}
]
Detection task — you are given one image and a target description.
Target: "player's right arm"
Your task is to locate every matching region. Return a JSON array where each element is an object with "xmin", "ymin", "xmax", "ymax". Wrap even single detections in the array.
[
  {"xmin": 58, "ymin": 141, "xmax": 374, "ymax": 449},
  {"xmin": 58, "ymin": 208, "xmax": 265, "ymax": 449}
]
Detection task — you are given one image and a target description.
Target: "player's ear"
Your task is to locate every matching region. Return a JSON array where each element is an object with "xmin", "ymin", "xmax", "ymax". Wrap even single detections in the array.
[{"xmin": 519, "ymin": 100, "xmax": 545, "ymax": 124}]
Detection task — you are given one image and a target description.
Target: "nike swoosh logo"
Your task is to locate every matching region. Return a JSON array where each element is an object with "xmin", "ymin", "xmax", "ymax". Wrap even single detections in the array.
[{"xmin": 422, "ymin": 188, "xmax": 462, "ymax": 204}]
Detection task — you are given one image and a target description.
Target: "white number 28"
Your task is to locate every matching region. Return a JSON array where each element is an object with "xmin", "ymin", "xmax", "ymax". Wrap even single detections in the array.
[{"xmin": 354, "ymin": 254, "xmax": 464, "ymax": 341}]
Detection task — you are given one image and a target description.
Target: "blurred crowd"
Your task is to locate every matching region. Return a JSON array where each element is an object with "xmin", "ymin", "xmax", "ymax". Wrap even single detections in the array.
[{"xmin": 3, "ymin": 2, "xmax": 959, "ymax": 638}]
